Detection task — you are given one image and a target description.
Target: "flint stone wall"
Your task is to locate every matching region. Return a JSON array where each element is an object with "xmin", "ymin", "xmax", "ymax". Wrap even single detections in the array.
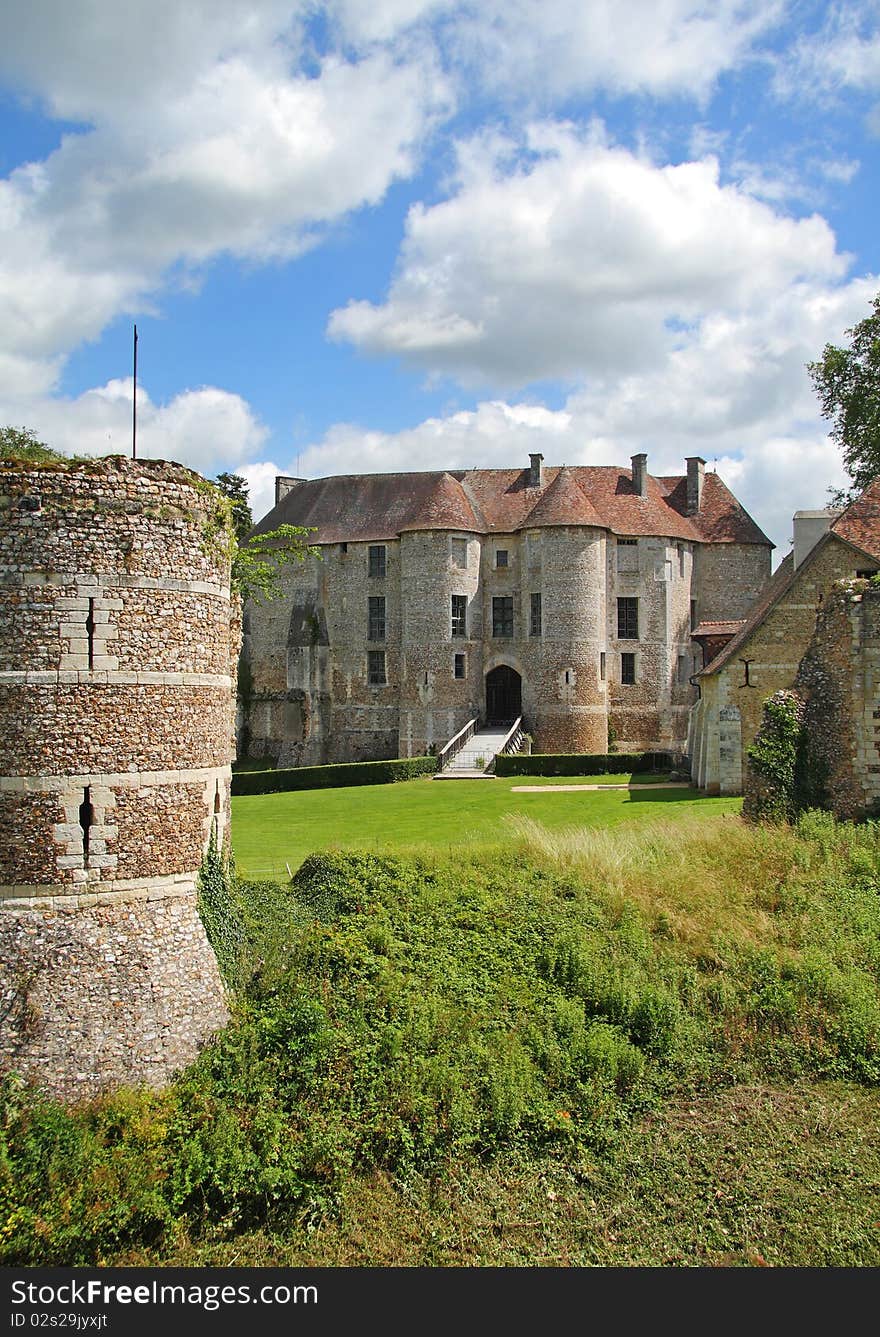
[{"xmin": 0, "ymin": 456, "xmax": 235, "ymax": 1099}]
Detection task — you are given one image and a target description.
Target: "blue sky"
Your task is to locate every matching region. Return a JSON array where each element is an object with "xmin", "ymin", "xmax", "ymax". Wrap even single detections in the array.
[{"xmin": 1, "ymin": 1, "xmax": 878, "ymax": 556}]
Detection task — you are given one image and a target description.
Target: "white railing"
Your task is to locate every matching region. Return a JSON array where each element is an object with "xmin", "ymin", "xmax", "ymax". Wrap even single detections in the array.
[
  {"xmin": 486, "ymin": 716, "xmax": 524, "ymax": 772},
  {"xmin": 437, "ymin": 716, "xmax": 479, "ymax": 771}
]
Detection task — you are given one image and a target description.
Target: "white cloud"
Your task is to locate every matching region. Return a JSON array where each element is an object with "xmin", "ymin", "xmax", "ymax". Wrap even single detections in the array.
[
  {"xmin": 330, "ymin": 0, "xmax": 782, "ymax": 101},
  {"xmin": 0, "ymin": 7, "xmax": 450, "ymax": 400},
  {"xmin": 776, "ymin": 3, "xmax": 880, "ymax": 99},
  {"xmin": 329, "ymin": 122, "xmax": 849, "ymax": 386},
  {"xmin": 5, "ymin": 378, "xmax": 268, "ymax": 475},
  {"xmin": 303, "ymin": 272, "xmax": 879, "ymax": 555}
]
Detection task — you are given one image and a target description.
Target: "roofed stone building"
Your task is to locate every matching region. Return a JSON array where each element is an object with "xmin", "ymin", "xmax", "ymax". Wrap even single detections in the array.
[
  {"xmin": 240, "ymin": 453, "xmax": 772, "ymax": 766},
  {"xmin": 689, "ymin": 481, "xmax": 880, "ymax": 795}
]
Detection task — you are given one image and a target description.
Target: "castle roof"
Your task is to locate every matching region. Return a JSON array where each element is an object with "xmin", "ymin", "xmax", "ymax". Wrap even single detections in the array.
[
  {"xmin": 830, "ymin": 478, "xmax": 880, "ymax": 561},
  {"xmin": 255, "ymin": 461, "xmax": 773, "ymax": 548},
  {"xmin": 698, "ymin": 477, "xmax": 880, "ymax": 679}
]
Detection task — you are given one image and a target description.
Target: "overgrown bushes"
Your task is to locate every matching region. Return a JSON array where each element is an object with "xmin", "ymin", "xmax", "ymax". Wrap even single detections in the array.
[
  {"xmin": 231, "ymin": 755, "xmax": 437, "ymax": 796},
  {"xmin": 2, "ymin": 812, "xmax": 879, "ymax": 1264}
]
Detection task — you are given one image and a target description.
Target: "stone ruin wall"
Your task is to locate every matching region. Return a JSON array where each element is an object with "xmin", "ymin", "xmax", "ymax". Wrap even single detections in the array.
[
  {"xmin": 0, "ymin": 456, "xmax": 235, "ymax": 1101},
  {"xmin": 742, "ymin": 581, "xmax": 880, "ymax": 821},
  {"xmin": 795, "ymin": 582, "xmax": 880, "ymax": 820}
]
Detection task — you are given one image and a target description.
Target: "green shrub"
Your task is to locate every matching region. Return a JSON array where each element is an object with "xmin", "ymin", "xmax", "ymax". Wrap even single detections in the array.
[
  {"xmin": 5, "ymin": 815, "xmax": 880, "ymax": 1264},
  {"xmin": 495, "ymin": 751, "xmax": 672, "ymax": 777},
  {"xmin": 231, "ymin": 755, "xmax": 437, "ymax": 795}
]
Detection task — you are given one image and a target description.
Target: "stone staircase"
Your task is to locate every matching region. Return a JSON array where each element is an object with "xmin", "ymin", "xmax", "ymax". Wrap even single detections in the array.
[{"xmin": 435, "ymin": 718, "xmax": 526, "ymax": 778}]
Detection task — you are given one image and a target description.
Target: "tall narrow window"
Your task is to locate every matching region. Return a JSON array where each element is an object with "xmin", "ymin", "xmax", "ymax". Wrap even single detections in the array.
[
  {"xmin": 492, "ymin": 596, "xmax": 513, "ymax": 638},
  {"xmin": 678, "ymin": 544, "xmax": 686, "ymax": 578},
  {"xmin": 213, "ymin": 782, "xmax": 222, "ymax": 846},
  {"xmin": 86, "ymin": 597, "xmax": 96, "ymax": 670},
  {"xmin": 690, "ymin": 599, "xmax": 697, "ymax": 632},
  {"xmin": 677, "ymin": 654, "xmax": 688, "ymax": 685},
  {"xmin": 617, "ymin": 597, "xmax": 638, "ymax": 639},
  {"xmin": 368, "ymin": 545, "xmax": 386, "ymax": 578},
  {"xmin": 600, "ymin": 652, "xmax": 606, "ymax": 681},
  {"xmin": 530, "ymin": 592, "xmax": 542, "ymax": 637},
  {"xmin": 451, "ymin": 594, "xmax": 467, "ymax": 638},
  {"xmin": 368, "ymin": 650, "xmax": 386, "ymax": 684},
  {"xmin": 79, "ymin": 787, "xmax": 93, "ymax": 867},
  {"xmin": 368, "ymin": 596, "xmax": 386, "ymax": 641},
  {"xmin": 451, "ymin": 537, "xmax": 467, "ymax": 569},
  {"xmin": 454, "ymin": 653, "xmax": 466, "ymax": 680},
  {"xmin": 621, "ymin": 652, "xmax": 636, "ymax": 685},
  {"xmin": 495, "ymin": 548, "xmax": 509, "ymax": 568}
]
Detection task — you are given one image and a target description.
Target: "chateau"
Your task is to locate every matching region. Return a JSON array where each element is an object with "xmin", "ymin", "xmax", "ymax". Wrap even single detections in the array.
[{"xmin": 240, "ymin": 453, "xmax": 772, "ymax": 766}]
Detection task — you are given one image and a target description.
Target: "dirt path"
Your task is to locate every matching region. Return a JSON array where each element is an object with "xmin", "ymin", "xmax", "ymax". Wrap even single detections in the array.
[{"xmin": 510, "ymin": 782, "xmax": 694, "ymax": 792}]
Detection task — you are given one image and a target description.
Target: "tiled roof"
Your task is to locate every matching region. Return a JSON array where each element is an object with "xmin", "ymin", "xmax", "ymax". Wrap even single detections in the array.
[
  {"xmin": 512, "ymin": 465, "xmax": 603, "ymax": 528},
  {"xmin": 699, "ymin": 477, "xmax": 880, "ymax": 678},
  {"xmin": 692, "ymin": 620, "xmax": 746, "ymax": 638},
  {"xmin": 830, "ymin": 478, "xmax": 880, "ymax": 561},
  {"xmin": 255, "ymin": 462, "xmax": 773, "ymax": 549}
]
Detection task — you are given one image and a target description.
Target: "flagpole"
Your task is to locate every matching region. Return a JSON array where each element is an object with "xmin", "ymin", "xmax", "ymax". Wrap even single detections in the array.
[{"xmin": 132, "ymin": 324, "xmax": 138, "ymax": 459}]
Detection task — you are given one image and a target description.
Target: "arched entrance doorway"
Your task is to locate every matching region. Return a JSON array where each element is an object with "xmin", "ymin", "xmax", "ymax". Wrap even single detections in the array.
[{"xmin": 485, "ymin": 665, "xmax": 522, "ymax": 723}]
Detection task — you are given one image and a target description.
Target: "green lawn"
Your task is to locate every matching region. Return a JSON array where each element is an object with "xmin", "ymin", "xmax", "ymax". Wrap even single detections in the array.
[{"xmin": 231, "ymin": 773, "xmax": 741, "ymax": 877}]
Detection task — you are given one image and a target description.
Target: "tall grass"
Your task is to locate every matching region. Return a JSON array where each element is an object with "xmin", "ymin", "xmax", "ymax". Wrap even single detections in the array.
[{"xmin": 1, "ymin": 808, "xmax": 878, "ymax": 1265}]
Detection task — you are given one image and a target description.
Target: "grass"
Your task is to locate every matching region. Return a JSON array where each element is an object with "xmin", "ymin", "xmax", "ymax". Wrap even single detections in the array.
[
  {"xmin": 139, "ymin": 1080, "xmax": 880, "ymax": 1268},
  {"xmin": 231, "ymin": 772, "xmax": 741, "ymax": 877},
  {"xmin": 3, "ymin": 806, "xmax": 879, "ymax": 1267}
]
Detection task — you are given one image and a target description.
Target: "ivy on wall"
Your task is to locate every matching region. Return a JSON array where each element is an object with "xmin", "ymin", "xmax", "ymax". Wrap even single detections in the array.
[
  {"xmin": 196, "ymin": 830, "xmax": 245, "ymax": 992},
  {"xmin": 744, "ymin": 690, "xmax": 806, "ymax": 823}
]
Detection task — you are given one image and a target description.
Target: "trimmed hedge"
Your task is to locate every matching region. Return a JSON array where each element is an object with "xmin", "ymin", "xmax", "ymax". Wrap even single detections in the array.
[
  {"xmin": 494, "ymin": 751, "xmax": 673, "ymax": 777},
  {"xmin": 231, "ymin": 754, "xmax": 438, "ymax": 796}
]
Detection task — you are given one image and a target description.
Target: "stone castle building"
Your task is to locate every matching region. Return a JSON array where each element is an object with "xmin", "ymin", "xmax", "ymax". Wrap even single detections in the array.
[
  {"xmin": 689, "ymin": 482, "xmax": 880, "ymax": 796},
  {"xmin": 0, "ymin": 456, "xmax": 234, "ymax": 1099},
  {"xmin": 241, "ymin": 453, "xmax": 772, "ymax": 765}
]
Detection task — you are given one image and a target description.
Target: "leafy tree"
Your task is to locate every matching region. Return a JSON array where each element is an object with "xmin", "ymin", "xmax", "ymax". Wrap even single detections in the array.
[
  {"xmin": 231, "ymin": 524, "xmax": 319, "ymax": 604},
  {"xmin": 210, "ymin": 472, "xmax": 318, "ymax": 601},
  {"xmin": 0, "ymin": 425, "xmax": 64, "ymax": 464},
  {"xmin": 808, "ymin": 291, "xmax": 880, "ymax": 501},
  {"xmin": 214, "ymin": 471, "xmax": 253, "ymax": 544}
]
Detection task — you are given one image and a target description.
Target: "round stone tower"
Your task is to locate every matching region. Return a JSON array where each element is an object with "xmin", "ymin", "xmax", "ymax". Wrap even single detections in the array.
[{"xmin": 0, "ymin": 456, "xmax": 234, "ymax": 1100}]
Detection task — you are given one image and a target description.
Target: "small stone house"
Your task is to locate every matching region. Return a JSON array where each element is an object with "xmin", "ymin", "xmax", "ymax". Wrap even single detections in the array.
[
  {"xmin": 689, "ymin": 481, "xmax": 880, "ymax": 795},
  {"xmin": 240, "ymin": 453, "xmax": 772, "ymax": 766}
]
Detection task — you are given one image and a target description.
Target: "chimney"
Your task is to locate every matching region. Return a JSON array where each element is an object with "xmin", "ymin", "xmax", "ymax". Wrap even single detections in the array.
[
  {"xmin": 686, "ymin": 457, "xmax": 705, "ymax": 515},
  {"xmin": 528, "ymin": 453, "xmax": 544, "ymax": 488},
  {"xmin": 793, "ymin": 510, "xmax": 834, "ymax": 569},
  {"xmin": 631, "ymin": 453, "xmax": 648, "ymax": 499},
  {"xmin": 275, "ymin": 475, "xmax": 305, "ymax": 506}
]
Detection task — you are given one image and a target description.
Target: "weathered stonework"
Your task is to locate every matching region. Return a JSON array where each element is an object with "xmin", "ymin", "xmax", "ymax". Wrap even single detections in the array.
[
  {"xmin": 779, "ymin": 582, "xmax": 880, "ymax": 821},
  {"xmin": 690, "ymin": 532, "xmax": 880, "ymax": 795},
  {"xmin": 0, "ymin": 456, "xmax": 235, "ymax": 1100},
  {"xmin": 242, "ymin": 459, "xmax": 771, "ymax": 762}
]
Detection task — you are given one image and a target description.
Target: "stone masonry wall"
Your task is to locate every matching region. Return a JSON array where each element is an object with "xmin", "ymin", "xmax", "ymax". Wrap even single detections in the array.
[
  {"xmin": 0, "ymin": 456, "xmax": 234, "ymax": 1099},
  {"xmin": 242, "ymin": 522, "xmax": 771, "ymax": 763},
  {"xmin": 690, "ymin": 536, "xmax": 876, "ymax": 795},
  {"xmin": 793, "ymin": 582, "xmax": 880, "ymax": 820}
]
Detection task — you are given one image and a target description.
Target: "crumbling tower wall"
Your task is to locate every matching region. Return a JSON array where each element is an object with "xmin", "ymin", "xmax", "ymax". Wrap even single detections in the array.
[{"xmin": 0, "ymin": 456, "xmax": 233, "ymax": 1100}]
